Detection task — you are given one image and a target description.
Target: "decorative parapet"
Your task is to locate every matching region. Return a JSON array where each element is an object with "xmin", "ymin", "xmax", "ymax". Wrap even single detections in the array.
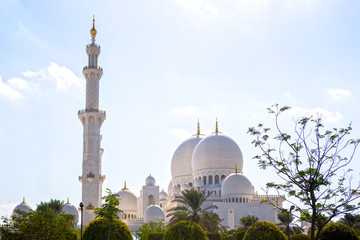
[
  {"xmin": 99, "ymin": 175, "xmax": 106, "ymax": 182},
  {"xmin": 78, "ymin": 109, "xmax": 106, "ymax": 115}
]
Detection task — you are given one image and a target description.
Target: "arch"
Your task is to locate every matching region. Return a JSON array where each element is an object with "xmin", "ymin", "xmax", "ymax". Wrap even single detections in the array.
[
  {"xmin": 219, "ymin": 190, "xmax": 221, "ymax": 196},
  {"xmin": 221, "ymin": 175, "xmax": 226, "ymax": 181},
  {"xmin": 189, "ymin": 182, "xmax": 193, "ymax": 187},
  {"xmin": 160, "ymin": 203, "xmax": 162, "ymax": 207},
  {"xmin": 215, "ymin": 175, "xmax": 219, "ymax": 184},
  {"xmin": 148, "ymin": 195, "xmax": 155, "ymax": 206},
  {"xmin": 203, "ymin": 176, "xmax": 207, "ymax": 185},
  {"xmin": 209, "ymin": 175, "xmax": 213, "ymax": 184}
]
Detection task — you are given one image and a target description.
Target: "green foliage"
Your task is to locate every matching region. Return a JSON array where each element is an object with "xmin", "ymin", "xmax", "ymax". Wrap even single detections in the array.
[
  {"xmin": 339, "ymin": 213, "xmax": 360, "ymax": 229},
  {"xmin": 83, "ymin": 217, "xmax": 132, "ymax": 240},
  {"xmin": 137, "ymin": 221, "xmax": 167, "ymax": 240},
  {"xmin": 167, "ymin": 188, "xmax": 222, "ymax": 232},
  {"xmin": 239, "ymin": 215, "xmax": 259, "ymax": 230},
  {"xmin": 148, "ymin": 233, "xmax": 165, "ymax": 240},
  {"xmin": 319, "ymin": 222, "xmax": 358, "ymax": 240},
  {"xmin": 94, "ymin": 188, "xmax": 122, "ymax": 220},
  {"xmin": 248, "ymin": 104, "xmax": 360, "ymax": 240},
  {"xmin": 220, "ymin": 228, "xmax": 245, "ymax": 240},
  {"xmin": 207, "ymin": 233, "xmax": 221, "ymax": 240},
  {"xmin": 163, "ymin": 220, "xmax": 209, "ymax": 240},
  {"xmin": 290, "ymin": 234, "xmax": 311, "ymax": 240},
  {"xmin": 243, "ymin": 221, "xmax": 287, "ymax": 240},
  {"xmin": 0, "ymin": 200, "xmax": 76, "ymax": 240}
]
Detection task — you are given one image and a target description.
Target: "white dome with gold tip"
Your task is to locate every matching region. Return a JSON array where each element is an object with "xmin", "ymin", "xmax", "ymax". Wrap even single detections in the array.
[
  {"xmin": 63, "ymin": 198, "xmax": 79, "ymax": 226},
  {"xmin": 221, "ymin": 169, "xmax": 253, "ymax": 200},
  {"xmin": 145, "ymin": 174, "xmax": 156, "ymax": 186},
  {"xmin": 143, "ymin": 204, "xmax": 165, "ymax": 223},
  {"xmin": 192, "ymin": 124, "xmax": 243, "ymax": 175},
  {"xmin": 117, "ymin": 182, "xmax": 137, "ymax": 212},
  {"xmin": 12, "ymin": 198, "xmax": 32, "ymax": 216}
]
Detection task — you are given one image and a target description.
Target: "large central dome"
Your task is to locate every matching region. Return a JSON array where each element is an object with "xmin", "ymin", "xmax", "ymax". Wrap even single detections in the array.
[{"xmin": 192, "ymin": 132, "xmax": 243, "ymax": 175}]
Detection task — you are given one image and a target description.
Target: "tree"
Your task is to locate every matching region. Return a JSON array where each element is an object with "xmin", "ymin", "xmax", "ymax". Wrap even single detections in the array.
[
  {"xmin": 319, "ymin": 222, "xmax": 358, "ymax": 240},
  {"xmin": 83, "ymin": 218, "xmax": 132, "ymax": 240},
  {"xmin": 243, "ymin": 221, "xmax": 287, "ymax": 240},
  {"xmin": 248, "ymin": 104, "xmax": 360, "ymax": 240},
  {"xmin": 0, "ymin": 199, "xmax": 76, "ymax": 240},
  {"xmin": 94, "ymin": 188, "xmax": 122, "ymax": 220},
  {"xmin": 137, "ymin": 221, "xmax": 167, "ymax": 240},
  {"xmin": 239, "ymin": 215, "xmax": 259, "ymax": 231},
  {"xmin": 166, "ymin": 188, "xmax": 222, "ymax": 232},
  {"xmin": 163, "ymin": 220, "xmax": 208, "ymax": 240},
  {"xmin": 338, "ymin": 213, "xmax": 360, "ymax": 229},
  {"xmin": 277, "ymin": 211, "xmax": 303, "ymax": 235}
]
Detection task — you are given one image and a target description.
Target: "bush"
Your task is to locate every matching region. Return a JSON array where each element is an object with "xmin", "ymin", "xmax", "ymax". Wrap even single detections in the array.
[
  {"xmin": 243, "ymin": 221, "xmax": 287, "ymax": 240},
  {"xmin": 290, "ymin": 234, "xmax": 310, "ymax": 240},
  {"xmin": 207, "ymin": 233, "xmax": 221, "ymax": 240},
  {"xmin": 83, "ymin": 218, "xmax": 132, "ymax": 240},
  {"xmin": 163, "ymin": 220, "xmax": 208, "ymax": 240},
  {"xmin": 236, "ymin": 228, "xmax": 245, "ymax": 240},
  {"xmin": 148, "ymin": 233, "xmax": 165, "ymax": 240},
  {"xmin": 319, "ymin": 222, "xmax": 358, "ymax": 240}
]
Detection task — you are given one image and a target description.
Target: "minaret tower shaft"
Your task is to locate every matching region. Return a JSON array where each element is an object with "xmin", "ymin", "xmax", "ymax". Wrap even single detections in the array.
[{"xmin": 78, "ymin": 17, "xmax": 106, "ymax": 226}]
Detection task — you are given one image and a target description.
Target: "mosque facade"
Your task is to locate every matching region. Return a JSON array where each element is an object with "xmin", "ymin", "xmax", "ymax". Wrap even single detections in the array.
[{"xmin": 13, "ymin": 20, "xmax": 285, "ymax": 233}]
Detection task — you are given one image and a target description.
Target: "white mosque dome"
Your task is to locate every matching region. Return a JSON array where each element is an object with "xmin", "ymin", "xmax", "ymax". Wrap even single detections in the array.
[
  {"xmin": 143, "ymin": 204, "xmax": 165, "ymax": 223},
  {"xmin": 12, "ymin": 199, "xmax": 32, "ymax": 216},
  {"xmin": 192, "ymin": 131, "xmax": 243, "ymax": 174},
  {"xmin": 221, "ymin": 172, "xmax": 253, "ymax": 199},
  {"xmin": 159, "ymin": 190, "xmax": 168, "ymax": 200},
  {"xmin": 171, "ymin": 134, "xmax": 203, "ymax": 179},
  {"xmin": 145, "ymin": 174, "xmax": 156, "ymax": 186},
  {"xmin": 117, "ymin": 186, "xmax": 137, "ymax": 212},
  {"xmin": 63, "ymin": 199, "xmax": 79, "ymax": 226}
]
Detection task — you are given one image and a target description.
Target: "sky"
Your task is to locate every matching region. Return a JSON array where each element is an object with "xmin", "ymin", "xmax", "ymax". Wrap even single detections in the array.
[{"xmin": 1, "ymin": 0, "xmax": 360, "ymax": 218}]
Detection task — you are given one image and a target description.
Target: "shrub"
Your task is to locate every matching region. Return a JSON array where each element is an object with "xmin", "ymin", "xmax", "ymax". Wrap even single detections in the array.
[
  {"xmin": 148, "ymin": 233, "xmax": 165, "ymax": 240},
  {"xmin": 290, "ymin": 234, "xmax": 310, "ymax": 240},
  {"xmin": 243, "ymin": 221, "xmax": 287, "ymax": 240},
  {"xmin": 83, "ymin": 217, "xmax": 132, "ymax": 240},
  {"xmin": 163, "ymin": 220, "xmax": 208, "ymax": 240},
  {"xmin": 319, "ymin": 222, "xmax": 358, "ymax": 240},
  {"xmin": 207, "ymin": 233, "xmax": 221, "ymax": 240},
  {"xmin": 236, "ymin": 229, "xmax": 245, "ymax": 240}
]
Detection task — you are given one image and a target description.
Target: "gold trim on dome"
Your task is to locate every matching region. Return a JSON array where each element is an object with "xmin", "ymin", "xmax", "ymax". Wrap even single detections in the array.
[
  {"xmin": 215, "ymin": 118, "xmax": 219, "ymax": 133},
  {"xmin": 197, "ymin": 119, "xmax": 200, "ymax": 135},
  {"xmin": 22, "ymin": 197, "xmax": 26, "ymax": 204},
  {"xmin": 121, "ymin": 181, "xmax": 129, "ymax": 190},
  {"xmin": 235, "ymin": 164, "xmax": 239, "ymax": 174}
]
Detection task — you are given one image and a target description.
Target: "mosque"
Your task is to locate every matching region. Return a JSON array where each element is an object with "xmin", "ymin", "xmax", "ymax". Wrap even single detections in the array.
[{"xmin": 12, "ymin": 19, "xmax": 285, "ymax": 233}]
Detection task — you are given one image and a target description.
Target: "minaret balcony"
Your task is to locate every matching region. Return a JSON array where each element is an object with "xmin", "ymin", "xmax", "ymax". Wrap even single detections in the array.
[
  {"xmin": 99, "ymin": 175, "xmax": 106, "ymax": 182},
  {"xmin": 87, "ymin": 173, "xmax": 95, "ymax": 182}
]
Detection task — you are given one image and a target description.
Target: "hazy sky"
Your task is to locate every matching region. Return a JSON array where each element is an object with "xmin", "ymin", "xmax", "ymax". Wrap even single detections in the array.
[{"xmin": 1, "ymin": 0, "xmax": 360, "ymax": 217}]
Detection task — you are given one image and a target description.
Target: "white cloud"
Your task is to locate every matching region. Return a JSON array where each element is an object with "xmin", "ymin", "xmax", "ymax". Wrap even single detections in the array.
[
  {"xmin": 8, "ymin": 77, "xmax": 38, "ymax": 91},
  {"xmin": 47, "ymin": 62, "xmax": 84, "ymax": 90},
  {"xmin": 168, "ymin": 128, "xmax": 192, "ymax": 140},
  {"xmin": 288, "ymin": 106, "xmax": 343, "ymax": 123},
  {"xmin": 326, "ymin": 88, "xmax": 351, "ymax": 100},
  {"xmin": 0, "ymin": 202, "xmax": 17, "ymax": 218},
  {"xmin": 0, "ymin": 76, "xmax": 23, "ymax": 100}
]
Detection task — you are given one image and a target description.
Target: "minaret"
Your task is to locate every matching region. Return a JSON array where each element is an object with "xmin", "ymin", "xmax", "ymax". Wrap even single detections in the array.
[{"xmin": 78, "ymin": 17, "xmax": 106, "ymax": 226}]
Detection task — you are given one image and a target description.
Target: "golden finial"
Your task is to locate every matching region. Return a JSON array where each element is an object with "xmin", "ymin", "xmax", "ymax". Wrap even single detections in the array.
[
  {"xmin": 22, "ymin": 197, "xmax": 26, "ymax": 204},
  {"xmin": 215, "ymin": 118, "xmax": 219, "ymax": 133},
  {"xmin": 90, "ymin": 15, "xmax": 97, "ymax": 36},
  {"xmin": 235, "ymin": 164, "xmax": 238, "ymax": 173},
  {"xmin": 67, "ymin": 198, "xmax": 70, "ymax": 204},
  {"xmin": 197, "ymin": 118, "xmax": 200, "ymax": 135},
  {"xmin": 122, "ymin": 181, "xmax": 128, "ymax": 190},
  {"xmin": 153, "ymin": 200, "xmax": 156, "ymax": 205}
]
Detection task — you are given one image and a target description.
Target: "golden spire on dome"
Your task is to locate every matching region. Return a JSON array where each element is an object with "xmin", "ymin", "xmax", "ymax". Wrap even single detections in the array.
[
  {"xmin": 22, "ymin": 197, "xmax": 26, "ymax": 204},
  {"xmin": 153, "ymin": 200, "xmax": 156, "ymax": 205},
  {"xmin": 67, "ymin": 198, "xmax": 70, "ymax": 204},
  {"xmin": 197, "ymin": 118, "xmax": 200, "ymax": 135},
  {"xmin": 235, "ymin": 164, "xmax": 239, "ymax": 174},
  {"xmin": 122, "ymin": 181, "xmax": 128, "ymax": 190},
  {"xmin": 90, "ymin": 15, "xmax": 97, "ymax": 36},
  {"xmin": 215, "ymin": 118, "xmax": 219, "ymax": 133}
]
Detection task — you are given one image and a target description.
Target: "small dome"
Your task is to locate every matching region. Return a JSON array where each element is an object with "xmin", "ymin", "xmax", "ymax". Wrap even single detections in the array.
[
  {"xmin": 12, "ymin": 198, "xmax": 32, "ymax": 216},
  {"xmin": 167, "ymin": 181, "xmax": 173, "ymax": 196},
  {"xmin": 159, "ymin": 190, "xmax": 168, "ymax": 200},
  {"xmin": 221, "ymin": 172, "xmax": 253, "ymax": 199},
  {"xmin": 63, "ymin": 199, "xmax": 79, "ymax": 226},
  {"xmin": 146, "ymin": 175, "xmax": 156, "ymax": 186},
  {"xmin": 143, "ymin": 204, "xmax": 165, "ymax": 223},
  {"xmin": 192, "ymin": 132, "xmax": 243, "ymax": 174},
  {"xmin": 117, "ymin": 189, "xmax": 137, "ymax": 212},
  {"xmin": 171, "ymin": 134, "xmax": 203, "ymax": 179}
]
